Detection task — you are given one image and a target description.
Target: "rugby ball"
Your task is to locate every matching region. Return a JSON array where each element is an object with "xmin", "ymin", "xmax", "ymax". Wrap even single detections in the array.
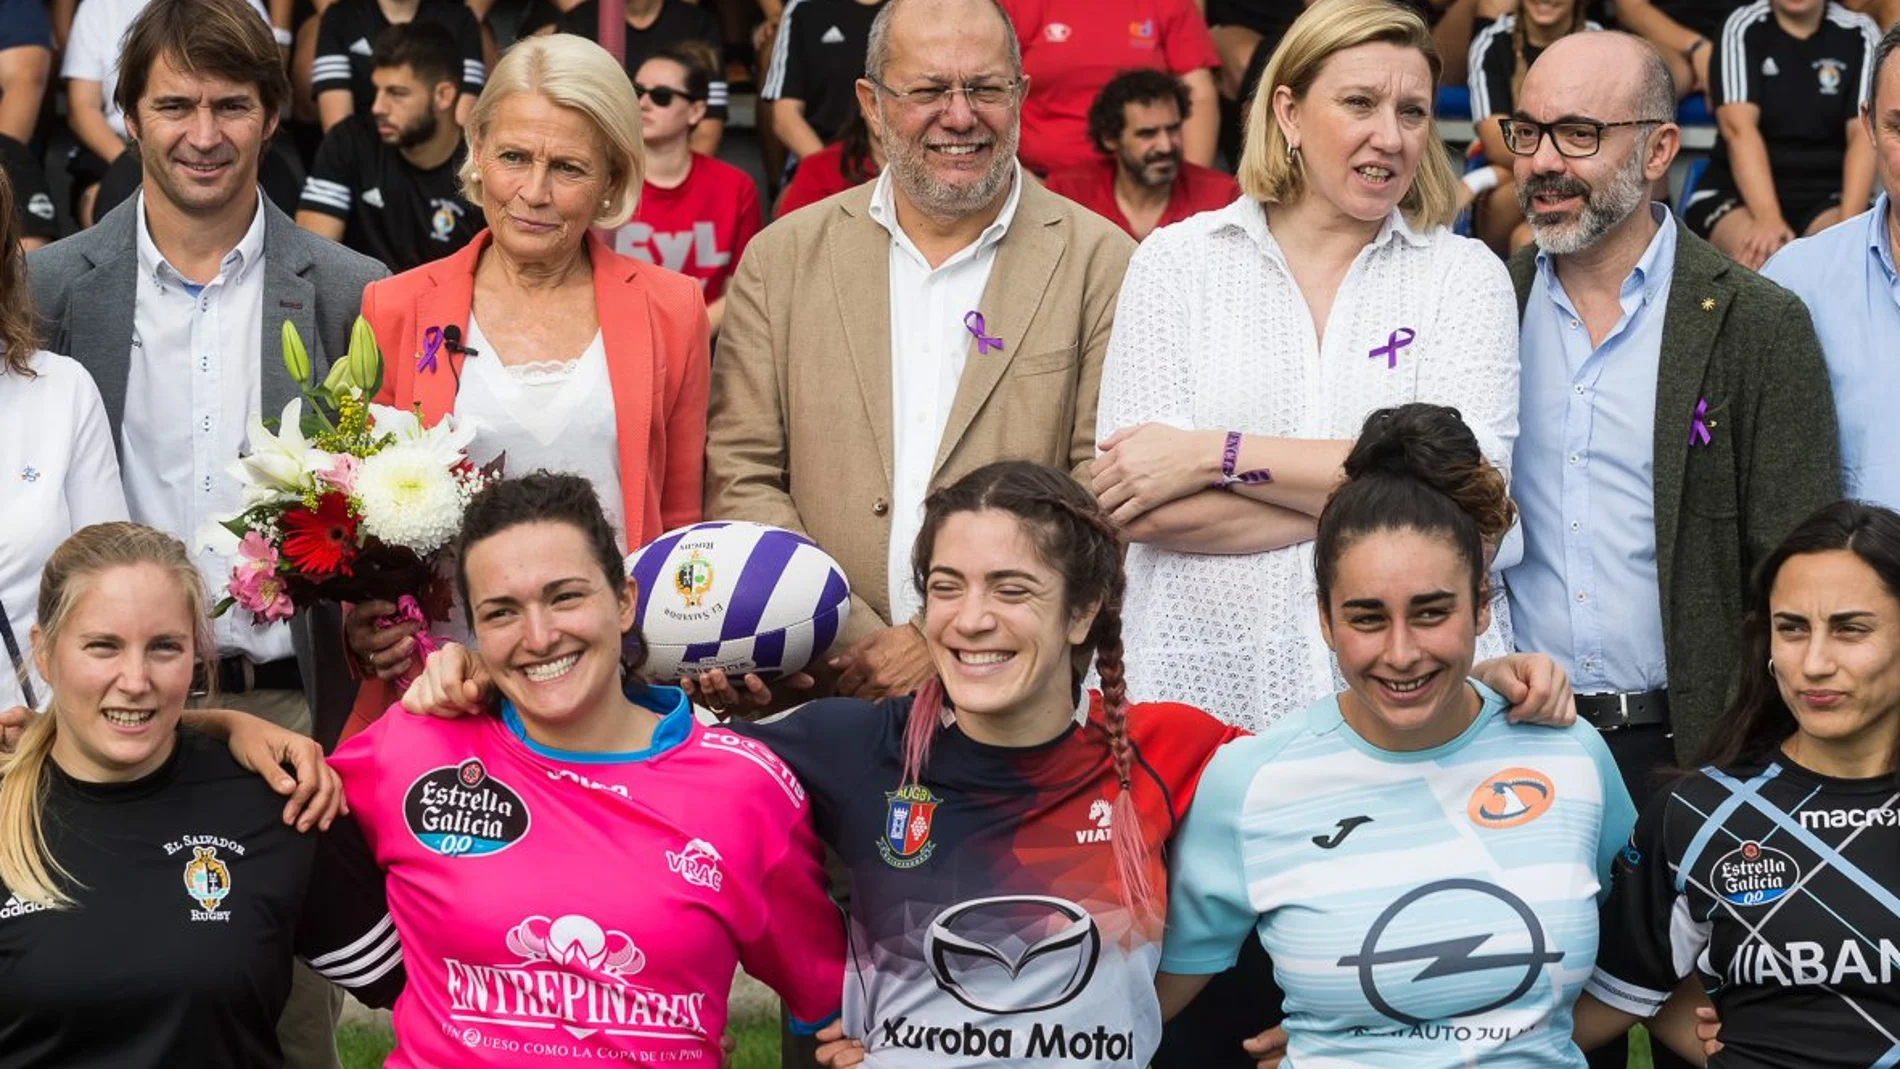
[{"xmin": 626, "ymin": 521, "xmax": 851, "ymax": 683}]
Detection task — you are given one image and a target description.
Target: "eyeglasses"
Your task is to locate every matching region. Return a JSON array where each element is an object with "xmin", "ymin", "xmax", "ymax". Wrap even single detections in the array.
[
  {"xmin": 1497, "ymin": 117, "xmax": 1667, "ymax": 158},
  {"xmin": 868, "ymin": 77, "xmax": 1023, "ymax": 112},
  {"xmin": 633, "ymin": 83, "xmax": 698, "ymax": 107}
]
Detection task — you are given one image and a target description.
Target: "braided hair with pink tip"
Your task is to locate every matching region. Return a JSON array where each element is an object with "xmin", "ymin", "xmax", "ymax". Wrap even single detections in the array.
[{"xmin": 897, "ymin": 461, "xmax": 1156, "ymax": 920}]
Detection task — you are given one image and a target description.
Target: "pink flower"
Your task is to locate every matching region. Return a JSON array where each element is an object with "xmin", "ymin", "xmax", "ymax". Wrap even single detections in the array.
[
  {"xmin": 316, "ymin": 453, "xmax": 360, "ymax": 494},
  {"xmin": 229, "ymin": 532, "xmax": 294, "ymax": 623}
]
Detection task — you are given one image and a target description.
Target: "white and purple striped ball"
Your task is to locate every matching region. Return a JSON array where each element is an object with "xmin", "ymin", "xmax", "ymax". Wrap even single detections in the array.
[{"xmin": 626, "ymin": 521, "xmax": 851, "ymax": 683}]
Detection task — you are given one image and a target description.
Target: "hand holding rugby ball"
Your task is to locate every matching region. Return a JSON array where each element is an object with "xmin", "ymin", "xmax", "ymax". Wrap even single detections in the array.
[{"xmin": 625, "ymin": 521, "xmax": 851, "ymax": 683}]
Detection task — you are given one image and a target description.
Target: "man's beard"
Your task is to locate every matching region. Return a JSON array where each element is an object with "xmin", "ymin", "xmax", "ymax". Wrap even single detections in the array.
[
  {"xmin": 1518, "ymin": 142, "xmax": 1649, "ymax": 256},
  {"xmin": 1122, "ymin": 147, "xmax": 1180, "ymax": 189},
  {"xmin": 879, "ymin": 104, "xmax": 1019, "ymax": 219},
  {"xmin": 386, "ymin": 111, "xmax": 439, "ymax": 149}
]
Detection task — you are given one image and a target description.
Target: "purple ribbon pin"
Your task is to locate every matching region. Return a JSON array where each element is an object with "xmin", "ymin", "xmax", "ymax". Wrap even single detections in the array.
[
  {"xmin": 1689, "ymin": 398, "xmax": 1714, "ymax": 447},
  {"xmin": 964, "ymin": 311, "xmax": 1004, "ymax": 355},
  {"xmin": 418, "ymin": 326, "xmax": 444, "ymax": 373},
  {"xmin": 1369, "ymin": 327, "xmax": 1416, "ymax": 369}
]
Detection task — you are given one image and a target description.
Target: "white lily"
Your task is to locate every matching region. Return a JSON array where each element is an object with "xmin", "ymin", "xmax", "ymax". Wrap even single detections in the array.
[
  {"xmin": 229, "ymin": 398, "xmax": 334, "ymax": 506},
  {"xmin": 368, "ymin": 404, "xmax": 479, "ymax": 467}
]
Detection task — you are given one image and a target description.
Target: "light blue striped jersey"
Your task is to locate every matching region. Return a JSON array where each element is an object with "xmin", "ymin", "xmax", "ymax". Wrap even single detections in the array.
[{"xmin": 1162, "ymin": 682, "xmax": 1636, "ymax": 1068}]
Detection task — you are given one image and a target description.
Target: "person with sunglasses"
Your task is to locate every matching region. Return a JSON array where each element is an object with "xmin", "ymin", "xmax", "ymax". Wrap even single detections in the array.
[
  {"xmin": 1499, "ymin": 29, "xmax": 1840, "ymax": 1065},
  {"xmin": 599, "ymin": 47, "xmax": 761, "ymax": 335}
]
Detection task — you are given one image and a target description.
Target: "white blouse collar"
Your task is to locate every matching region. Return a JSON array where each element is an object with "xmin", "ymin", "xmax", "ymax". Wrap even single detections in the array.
[{"xmin": 1215, "ymin": 197, "xmax": 1435, "ymax": 257}]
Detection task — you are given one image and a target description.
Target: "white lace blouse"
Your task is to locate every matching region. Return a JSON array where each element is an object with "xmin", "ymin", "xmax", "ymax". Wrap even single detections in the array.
[{"xmin": 1097, "ymin": 197, "xmax": 1521, "ymax": 733}]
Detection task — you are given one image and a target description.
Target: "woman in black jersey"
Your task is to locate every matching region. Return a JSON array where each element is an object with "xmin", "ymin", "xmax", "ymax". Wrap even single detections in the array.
[
  {"xmin": 0, "ymin": 523, "xmax": 400, "ymax": 1069},
  {"xmin": 1574, "ymin": 501, "xmax": 1900, "ymax": 1067},
  {"xmin": 1686, "ymin": 0, "xmax": 1879, "ymax": 268}
]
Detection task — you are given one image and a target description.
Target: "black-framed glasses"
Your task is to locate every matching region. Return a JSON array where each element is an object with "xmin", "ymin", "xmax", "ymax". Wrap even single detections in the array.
[
  {"xmin": 633, "ymin": 83, "xmax": 698, "ymax": 107},
  {"xmin": 868, "ymin": 77, "xmax": 1024, "ymax": 112},
  {"xmin": 1497, "ymin": 116, "xmax": 1666, "ymax": 158}
]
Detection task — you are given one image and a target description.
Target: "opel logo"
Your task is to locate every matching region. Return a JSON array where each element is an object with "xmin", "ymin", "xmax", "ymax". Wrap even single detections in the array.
[
  {"xmin": 1337, "ymin": 879, "xmax": 1564, "ymax": 1026},
  {"xmin": 923, "ymin": 895, "xmax": 1101, "ymax": 1014}
]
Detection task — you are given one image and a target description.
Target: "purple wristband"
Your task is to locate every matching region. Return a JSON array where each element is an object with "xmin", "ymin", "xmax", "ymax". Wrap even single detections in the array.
[{"xmin": 1212, "ymin": 430, "xmax": 1273, "ymax": 489}]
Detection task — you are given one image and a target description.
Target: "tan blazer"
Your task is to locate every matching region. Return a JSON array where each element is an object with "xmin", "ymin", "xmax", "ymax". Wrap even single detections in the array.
[{"xmin": 707, "ymin": 177, "xmax": 1135, "ymax": 649}]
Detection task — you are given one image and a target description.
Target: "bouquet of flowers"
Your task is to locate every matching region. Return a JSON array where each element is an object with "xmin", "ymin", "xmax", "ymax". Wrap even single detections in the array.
[{"xmin": 206, "ymin": 317, "xmax": 492, "ymax": 651}]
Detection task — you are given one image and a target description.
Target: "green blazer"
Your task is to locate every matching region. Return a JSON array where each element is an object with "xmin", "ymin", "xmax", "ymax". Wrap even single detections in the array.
[{"xmin": 1509, "ymin": 225, "xmax": 1842, "ymax": 759}]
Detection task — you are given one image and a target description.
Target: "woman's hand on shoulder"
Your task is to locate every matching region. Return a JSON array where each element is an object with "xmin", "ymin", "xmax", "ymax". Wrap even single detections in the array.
[
  {"xmin": 1473, "ymin": 653, "xmax": 1577, "ymax": 727},
  {"xmin": 220, "ymin": 711, "xmax": 348, "ymax": 832},
  {"xmin": 814, "ymin": 1021, "xmax": 867, "ymax": 1067},
  {"xmin": 401, "ymin": 642, "xmax": 495, "ymax": 719}
]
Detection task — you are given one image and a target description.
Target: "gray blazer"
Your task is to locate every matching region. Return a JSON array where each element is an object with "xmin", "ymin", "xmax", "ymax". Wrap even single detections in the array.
[
  {"xmin": 26, "ymin": 193, "xmax": 388, "ymax": 447},
  {"xmin": 26, "ymin": 193, "xmax": 389, "ymax": 747}
]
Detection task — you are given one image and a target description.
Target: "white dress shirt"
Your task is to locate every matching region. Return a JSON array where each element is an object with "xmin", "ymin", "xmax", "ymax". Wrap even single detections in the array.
[
  {"xmin": 1098, "ymin": 198, "xmax": 1522, "ymax": 733},
  {"xmin": 0, "ymin": 351, "xmax": 129, "ymax": 709},
  {"xmin": 122, "ymin": 191, "xmax": 291, "ymax": 663},
  {"xmin": 865, "ymin": 165, "xmax": 1024, "ymax": 626}
]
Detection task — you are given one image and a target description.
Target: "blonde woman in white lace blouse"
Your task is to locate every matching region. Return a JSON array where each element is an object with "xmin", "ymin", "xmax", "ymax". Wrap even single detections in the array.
[{"xmin": 1094, "ymin": 0, "xmax": 1530, "ymax": 737}]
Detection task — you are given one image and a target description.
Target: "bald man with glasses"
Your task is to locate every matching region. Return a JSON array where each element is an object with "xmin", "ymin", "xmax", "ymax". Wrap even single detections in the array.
[{"xmin": 1499, "ymin": 36, "xmax": 1839, "ymax": 998}]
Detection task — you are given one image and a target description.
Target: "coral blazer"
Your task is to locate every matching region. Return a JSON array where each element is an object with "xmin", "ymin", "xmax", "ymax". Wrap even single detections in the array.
[{"xmin": 342, "ymin": 228, "xmax": 710, "ymax": 738}]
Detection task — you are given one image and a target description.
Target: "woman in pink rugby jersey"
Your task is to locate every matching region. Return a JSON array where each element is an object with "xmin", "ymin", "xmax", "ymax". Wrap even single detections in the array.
[{"xmin": 325, "ymin": 472, "xmax": 845, "ymax": 1067}]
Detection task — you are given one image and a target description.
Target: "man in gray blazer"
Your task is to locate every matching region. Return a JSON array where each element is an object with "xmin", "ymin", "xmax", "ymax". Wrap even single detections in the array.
[
  {"xmin": 28, "ymin": 0, "xmax": 384, "ymax": 754},
  {"xmin": 24, "ymin": 1, "xmax": 382, "ymax": 1064}
]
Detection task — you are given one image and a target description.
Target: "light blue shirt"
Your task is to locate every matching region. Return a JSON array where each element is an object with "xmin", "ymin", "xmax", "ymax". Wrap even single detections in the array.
[
  {"xmin": 1507, "ymin": 205, "xmax": 1675, "ymax": 693},
  {"xmin": 1761, "ymin": 194, "xmax": 1900, "ymax": 510},
  {"xmin": 1163, "ymin": 682, "xmax": 1636, "ymax": 1068}
]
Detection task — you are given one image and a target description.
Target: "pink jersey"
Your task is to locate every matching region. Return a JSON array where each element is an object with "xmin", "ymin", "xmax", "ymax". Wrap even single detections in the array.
[{"xmin": 330, "ymin": 686, "xmax": 845, "ymax": 1067}]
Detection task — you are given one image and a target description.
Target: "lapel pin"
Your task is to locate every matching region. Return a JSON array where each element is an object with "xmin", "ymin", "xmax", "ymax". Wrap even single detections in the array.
[
  {"xmin": 1369, "ymin": 327, "xmax": 1416, "ymax": 369},
  {"xmin": 19, "ymin": 466, "xmax": 39, "ymax": 483},
  {"xmin": 1700, "ymin": 297, "xmax": 1716, "ymax": 312},
  {"xmin": 963, "ymin": 310, "xmax": 1003, "ymax": 355}
]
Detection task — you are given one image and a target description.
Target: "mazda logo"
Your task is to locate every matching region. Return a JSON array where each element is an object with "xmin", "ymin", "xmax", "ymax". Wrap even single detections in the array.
[{"xmin": 923, "ymin": 895, "xmax": 1101, "ymax": 1014}]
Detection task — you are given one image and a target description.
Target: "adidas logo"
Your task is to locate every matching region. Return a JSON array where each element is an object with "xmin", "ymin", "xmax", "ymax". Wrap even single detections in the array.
[
  {"xmin": 1763, "ymin": 57, "xmax": 1779, "ymax": 76},
  {"xmin": 362, "ymin": 187, "xmax": 385, "ymax": 208},
  {"xmin": 349, "ymin": 37, "xmax": 372, "ymax": 56},
  {"xmin": 820, "ymin": 24, "xmax": 845, "ymax": 43},
  {"xmin": 1, "ymin": 894, "xmax": 49, "ymax": 920}
]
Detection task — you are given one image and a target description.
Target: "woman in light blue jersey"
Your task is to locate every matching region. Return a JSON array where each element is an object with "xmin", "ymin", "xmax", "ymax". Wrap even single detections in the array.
[{"xmin": 1157, "ymin": 403, "xmax": 1705, "ymax": 1068}]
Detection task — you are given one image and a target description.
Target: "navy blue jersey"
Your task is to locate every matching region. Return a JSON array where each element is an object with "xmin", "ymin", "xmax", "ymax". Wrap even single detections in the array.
[{"xmin": 1589, "ymin": 755, "xmax": 1900, "ymax": 1068}]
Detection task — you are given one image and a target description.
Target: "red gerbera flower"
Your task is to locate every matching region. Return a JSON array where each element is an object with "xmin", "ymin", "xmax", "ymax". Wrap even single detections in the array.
[{"xmin": 281, "ymin": 493, "xmax": 360, "ymax": 575}]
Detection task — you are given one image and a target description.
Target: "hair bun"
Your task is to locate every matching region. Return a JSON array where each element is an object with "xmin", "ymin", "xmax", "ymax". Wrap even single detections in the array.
[{"xmin": 1343, "ymin": 403, "xmax": 1515, "ymax": 544}]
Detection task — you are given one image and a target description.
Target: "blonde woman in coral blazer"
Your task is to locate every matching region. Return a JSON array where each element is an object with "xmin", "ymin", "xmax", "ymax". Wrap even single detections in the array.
[{"xmin": 338, "ymin": 34, "xmax": 710, "ymax": 740}]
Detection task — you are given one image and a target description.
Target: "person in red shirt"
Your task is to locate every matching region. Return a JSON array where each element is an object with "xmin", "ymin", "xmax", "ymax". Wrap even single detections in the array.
[
  {"xmin": 774, "ymin": 110, "xmax": 885, "ymax": 217},
  {"xmin": 1004, "ymin": 0, "xmax": 1223, "ymax": 175},
  {"xmin": 602, "ymin": 48, "xmax": 762, "ymax": 332},
  {"xmin": 1046, "ymin": 68, "xmax": 1240, "ymax": 240}
]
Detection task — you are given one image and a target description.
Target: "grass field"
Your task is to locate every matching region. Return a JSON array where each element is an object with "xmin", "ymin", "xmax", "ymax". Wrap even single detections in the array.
[{"xmin": 337, "ymin": 1021, "xmax": 1658, "ymax": 1068}]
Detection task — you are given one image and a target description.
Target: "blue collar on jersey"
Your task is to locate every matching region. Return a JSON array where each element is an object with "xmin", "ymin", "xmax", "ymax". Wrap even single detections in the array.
[
  {"xmin": 1310, "ymin": 677, "xmax": 1510, "ymax": 761},
  {"xmin": 500, "ymin": 684, "xmax": 693, "ymax": 764}
]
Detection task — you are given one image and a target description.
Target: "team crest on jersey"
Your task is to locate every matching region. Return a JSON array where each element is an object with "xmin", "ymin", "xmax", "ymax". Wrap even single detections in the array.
[
  {"xmin": 183, "ymin": 846, "xmax": 233, "ymax": 921},
  {"xmin": 1815, "ymin": 57, "xmax": 1847, "ymax": 95},
  {"xmin": 404, "ymin": 758, "xmax": 532, "ymax": 857},
  {"xmin": 430, "ymin": 199, "xmax": 465, "ymax": 242},
  {"xmin": 674, "ymin": 550, "xmax": 715, "ymax": 608},
  {"xmin": 880, "ymin": 784, "xmax": 941, "ymax": 868},
  {"xmin": 1467, "ymin": 767, "xmax": 1556, "ymax": 828},
  {"xmin": 1714, "ymin": 840, "xmax": 1799, "ymax": 906}
]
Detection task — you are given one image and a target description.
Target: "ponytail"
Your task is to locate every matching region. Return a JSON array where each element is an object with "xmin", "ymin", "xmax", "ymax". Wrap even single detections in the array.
[{"xmin": 0, "ymin": 713, "xmax": 76, "ymax": 908}]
